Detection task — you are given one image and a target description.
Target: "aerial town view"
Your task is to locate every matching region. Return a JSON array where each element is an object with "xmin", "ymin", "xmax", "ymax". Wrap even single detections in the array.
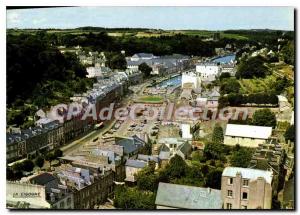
[{"xmin": 6, "ymin": 6, "xmax": 295, "ymax": 210}]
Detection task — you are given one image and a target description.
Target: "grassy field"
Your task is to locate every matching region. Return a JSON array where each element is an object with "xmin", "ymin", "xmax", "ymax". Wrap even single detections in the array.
[
  {"xmin": 238, "ymin": 75, "xmax": 277, "ymax": 94},
  {"xmin": 8, "ymin": 28, "xmax": 250, "ymax": 40},
  {"xmin": 135, "ymin": 95, "xmax": 164, "ymax": 103}
]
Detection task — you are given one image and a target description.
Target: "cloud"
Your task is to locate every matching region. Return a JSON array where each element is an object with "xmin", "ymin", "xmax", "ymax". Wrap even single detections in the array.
[{"xmin": 7, "ymin": 11, "xmax": 21, "ymax": 25}]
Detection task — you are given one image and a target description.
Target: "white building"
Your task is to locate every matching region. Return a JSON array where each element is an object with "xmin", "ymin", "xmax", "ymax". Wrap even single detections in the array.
[
  {"xmin": 181, "ymin": 71, "xmax": 202, "ymax": 90},
  {"xmin": 196, "ymin": 63, "xmax": 220, "ymax": 82},
  {"xmin": 224, "ymin": 124, "xmax": 272, "ymax": 148},
  {"xmin": 130, "ymin": 53, "xmax": 156, "ymax": 61},
  {"xmin": 86, "ymin": 66, "xmax": 111, "ymax": 78},
  {"xmin": 221, "ymin": 167, "xmax": 273, "ymax": 209},
  {"xmin": 181, "ymin": 124, "xmax": 193, "ymax": 140}
]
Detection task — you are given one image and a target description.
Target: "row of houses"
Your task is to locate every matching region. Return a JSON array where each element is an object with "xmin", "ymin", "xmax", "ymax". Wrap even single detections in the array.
[
  {"xmin": 7, "ymin": 134, "xmax": 150, "ymax": 209},
  {"xmin": 6, "ymin": 71, "xmax": 134, "ymax": 162},
  {"xmin": 126, "ymin": 53, "xmax": 192, "ymax": 76}
]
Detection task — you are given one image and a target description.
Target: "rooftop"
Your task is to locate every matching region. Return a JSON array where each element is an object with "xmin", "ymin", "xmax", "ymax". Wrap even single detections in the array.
[
  {"xmin": 155, "ymin": 182, "xmax": 222, "ymax": 209},
  {"xmin": 225, "ymin": 124, "xmax": 272, "ymax": 139},
  {"xmin": 222, "ymin": 167, "xmax": 273, "ymax": 184}
]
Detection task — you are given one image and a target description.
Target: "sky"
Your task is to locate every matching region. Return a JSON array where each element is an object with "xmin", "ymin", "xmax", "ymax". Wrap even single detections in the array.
[{"xmin": 6, "ymin": 6, "xmax": 294, "ymax": 31}]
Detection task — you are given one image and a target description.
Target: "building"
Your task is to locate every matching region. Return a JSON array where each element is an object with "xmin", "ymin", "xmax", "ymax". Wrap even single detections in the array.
[
  {"xmin": 130, "ymin": 53, "xmax": 156, "ymax": 61},
  {"xmin": 124, "ymin": 159, "xmax": 147, "ymax": 182},
  {"xmin": 197, "ymin": 87, "xmax": 220, "ymax": 109},
  {"xmin": 7, "ymin": 173, "xmax": 74, "ymax": 209},
  {"xmin": 221, "ymin": 167, "xmax": 273, "ymax": 209},
  {"xmin": 248, "ymin": 139, "xmax": 285, "ymax": 194},
  {"xmin": 196, "ymin": 63, "xmax": 220, "ymax": 82},
  {"xmin": 181, "ymin": 71, "xmax": 202, "ymax": 90},
  {"xmin": 224, "ymin": 124, "xmax": 272, "ymax": 148},
  {"xmin": 56, "ymin": 165, "xmax": 114, "ymax": 209},
  {"xmin": 155, "ymin": 182, "xmax": 223, "ymax": 209},
  {"xmin": 86, "ymin": 66, "xmax": 112, "ymax": 78},
  {"xmin": 157, "ymin": 138, "xmax": 192, "ymax": 160},
  {"xmin": 181, "ymin": 124, "xmax": 193, "ymax": 140}
]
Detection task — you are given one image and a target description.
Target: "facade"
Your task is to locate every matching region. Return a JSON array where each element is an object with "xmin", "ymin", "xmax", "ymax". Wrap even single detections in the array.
[
  {"xmin": 56, "ymin": 165, "xmax": 114, "ymax": 209},
  {"xmin": 155, "ymin": 182, "xmax": 223, "ymax": 209},
  {"xmin": 7, "ymin": 173, "xmax": 74, "ymax": 209},
  {"xmin": 124, "ymin": 159, "xmax": 147, "ymax": 182},
  {"xmin": 224, "ymin": 124, "xmax": 272, "ymax": 148},
  {"xmin": 221, "ymin": 167, "xmax": 273, "ymax": 209},
  {"xmin": 181, "ymin": 71, "xmax": 202, "ymax": 90},
  {"xmin": 196, "ymin": 63, "xmax": 220, "ymax": 82}
]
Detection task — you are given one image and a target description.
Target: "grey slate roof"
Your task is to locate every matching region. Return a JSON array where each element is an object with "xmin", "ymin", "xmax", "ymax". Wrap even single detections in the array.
[
  {"xmin": 29, "ymin": 173, "xmax": 57, "ymax": 186},
  {"xmin": 116, "ymin": 136, "xmax": 145, "ymax": 154},
  {"xmin": 125, "ymin": 159, "xmax": 147, "ymax": 168},
  {"xmin": 137, "ymin": 154, "xmax": 159, "ymax": 163},
  {"xmin": 155, "ymin": 183, "xmax": 223, "ymax": 209}
]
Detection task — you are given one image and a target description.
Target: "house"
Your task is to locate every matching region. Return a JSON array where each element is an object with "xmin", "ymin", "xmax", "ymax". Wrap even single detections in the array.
[
  {"xmin": 181, "ymin": 71, "xmax": 202, "ymax": 90},
  {"xmin": 197, "ymin": 88, "xmax": 220, "ymax": 108},
  {"xmin": 56, "ymin": 165, "xmax": 114, "ymax": 209},
  {"xmin": 130, "ymin": 53, "xmax": 156, "ymax": 61},
  {"xmin": 157, "ymin": 138, "xmax": 192, "ymax": 160},
  {"xmin": 196, "ymin": 63, "xmax": 220, "ymax": 82},
  {"xmin": 86, "ymin": 66, "xmax": 111, "ymax": 78},
  {"xmin": 124, "ymin": 159, "xmax": 147, "ymax": 182},
  {"xmin": 7, "ymin": 173, "xmax": 74, "ymax": 209},
  {"xmin": 115, "ymin": 135, "xmax": 146, "ymax": 158},
  {"xmin": 155, "ymin": 182, "xmax": 223, "ymax": 209},
  {"xmin": 181, "ymin": 124, "xmax": 193, "ymax": 140},
  {"xmin": 221, "ymin": 167, "xmax": 273, "ymax": 209},
  {"xmin": 224, "ymin": 124, "xmax": 272, "ymax": 148}
]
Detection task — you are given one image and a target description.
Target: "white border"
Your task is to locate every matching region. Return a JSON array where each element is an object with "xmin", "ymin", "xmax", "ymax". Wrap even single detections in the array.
[{"xmin": 0, "ymin": 1, "xmax": 298, "ymax": 215}]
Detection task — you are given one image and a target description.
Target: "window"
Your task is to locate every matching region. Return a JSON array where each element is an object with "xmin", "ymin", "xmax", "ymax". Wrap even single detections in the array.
[
  {"xmin": 228, "ymin": 178, "xmax": 233, "ymax": 185},
  {"xmin": 60, "ymin": 201, "xmax": 65, "ymax": 208},
  {"xmin": 226, "ymin": 203, "xmax": 232, "ymax": 209},
  {"xmin": 227, "ymin": 190, "xmax": 233, "ymax": 197},
  {"xmin": 243, "ymin": 179, "xmax": 249, "ymax": 186},
  {"xmin": 242, "ymin": 205, "xmax": 247, "ymax": 209},
  {"xmin": 242, "ymin": 192, "xmax": 248, "ymax": 200}
]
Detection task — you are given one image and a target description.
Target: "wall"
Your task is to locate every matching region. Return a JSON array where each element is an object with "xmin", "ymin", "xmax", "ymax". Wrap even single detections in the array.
[{"xmin": 224, "ymin": 136, "xmax": 266, "ymax": 148}]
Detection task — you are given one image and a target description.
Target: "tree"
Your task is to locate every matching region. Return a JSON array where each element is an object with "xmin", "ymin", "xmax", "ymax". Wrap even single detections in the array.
[
  {"xmin": 212, "ymin": 125, "xmax": 224, "ymax": 144},
  {"xmin": 230, "ymin": 148, "xmax": 253, "ymax": 168},
  {"xmin": 203, "ymin": 142, "xmax": 224, "ymax": 160},
  {"xmin": 281, "ymin": 41, "xmax": 294, "ymax": 65},
  {"xmin": 205, "ymin": 168, "xmax": 223, "ymax": 189},
  {"xmin": 219, "ymin": 72, "xmax": 231, "ymax": 80},
  {"xmin": 252, "ymin": 108, "xmax": 277, "ymax": 128},
  {"xmin": 220, "ymin": 78, "xmax": 240, "ymax": 95},
  {"xmin": 138, "ymin": 62, "xmax": 152, "ymax": 78},
  {"xmin": 22, "ymin": 159, "xmax": 35, "ymax": 172},
  {"xmin": 236, "ymin": 56, "xmax": 269, "ymax": 79},
  {"xmin": 35, "ymin": 156, "xmax": 45, "ymax": 168},
  {"xmin": 53, "ymin": 149, "xmax": 63, "ymax": 159},
  {"xmin": 164, "ymin": 154, "xmax": 187, "ymax": 179},
  {"xmin": 114, "ymin": 186, "xmax": 156, "ymax": 209},
  {"xmin": 284, "ymin": 125, "xmax": 295, "ymax": 143},
  {"xmin": 106, "ymin": 52, "xmax": 127, "ymax": 70},
  {"xmin": 45, "ymin": 152, "xmax": 55, "ymax": 167},
  {"xmin": 135, "ymin": 165, "xmax": 158, "ymax": 192}
]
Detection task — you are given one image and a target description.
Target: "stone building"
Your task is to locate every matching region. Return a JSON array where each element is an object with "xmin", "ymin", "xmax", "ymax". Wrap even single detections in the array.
[
  {"xmin": 7, "ymin": 173, "xmax": 74, "ymax": 209},
  {"xmin": 221, "ymin": 167, "xmax": 273, "ymax": 209},
  {"xmin": 56, "ymin": 165, "xmax": 114, "ymax": 209},
  {"xmin": 224, "ymin": 124, "xmax": 273, "ymax": 148}
]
